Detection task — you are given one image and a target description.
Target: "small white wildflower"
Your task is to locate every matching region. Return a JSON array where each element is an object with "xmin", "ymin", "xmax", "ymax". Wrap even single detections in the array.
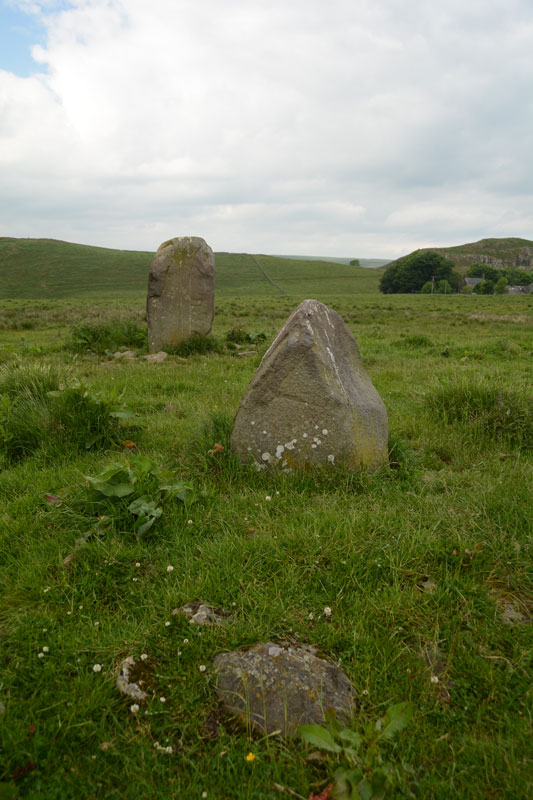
[
  {"xmin": 93, "ymin": 664, "xmax": 102, "ymax": 672},
  {"xmin": 164, "ymin": 746, "xmax": 172, "ymax": 754},
  {"xmin": 362, "ymin": 689, "xmax": 369, "ymax": 696},
  {"xmin": 177, "ymin": 650, "xmax": 182, "ymax": 656},
  {"xmin": 94, "ymin": 621, "xmax": 99, "ymax": 626},
  {"xmin": 166, "ymin": 565, "xmax": 174, "ymax": 573},
  {"xmin": 160, "ymin": 696, "xmax": 166, "ymax": 703},
  {"xmin": 187, "ymin": 519, "xmax": 193, "ymax": 524},
  {"xmin": 78, "ymin": 605, "xmax": 83, "ymax": 610},
  {"xmin": 38, "ymin": 652, "xmax": 44, "ymax": 658},
  {"xmin": 43, "ymin": 587, "xmax": 50, "ymax": 593},
  {"xmin": 265, "ymin": 495, "xmax": 271, "ymax": 501},
  {"xmin": 42, "ymin": 628, "xmax": 47, "ymax": 632},
  {"xmin": 67, "ymin": 611, "xmax": 71, "ymax": 615},
  {"xmin": 308, "ymin": 612, "xmax": 314, "ymax": 620},
  {"xmin": 323, "ymin": 606, "xmax": 332, "ymax": 617},
  {"xmin": 430, "ymin": 675, "xmax": 440, "ymax": 684},
  {"xmin": 42, "ymin": 646, "xmax": 49, "ymax": 653},
  {"xmin": 183, "ymin": 638, "xmax": 189, "ymax": 644},
  {"xmin": 165, "ymin": 621, "xmax": 171, "ymax": 627},
  {"xmin": 140, "ymin": 653, "xmax": 148, "ymax": 661},
  {"xmin": 130, "ymin": 704, "xmax": 140, "ymax": 713},
  {"xmin": 132, "ymin": 577, "xmax": 138, "ymax": 582},
  {"xmin": 202, "ymin": 793, "xmax": 207, "ymax": 799},
  {"xmin": 199, "ymin": 664, "xmax": 206, "ymax": 673},
  {"xmin": 135, "ymin": 562, "xmax": 141, "ymax": 567}
]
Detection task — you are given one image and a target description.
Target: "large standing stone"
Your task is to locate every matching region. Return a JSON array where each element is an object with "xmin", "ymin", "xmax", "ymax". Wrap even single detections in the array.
[
  {"xmin": 213, "ymin": 642, "xmax": 355, "ymax": 737},
  {"xmin": 146, "ymin": 237, "xmax": 215, "ymax": 353},
  {"xmin": 231, "ymin": 299, "xmax": 388, "ymax": 470}
]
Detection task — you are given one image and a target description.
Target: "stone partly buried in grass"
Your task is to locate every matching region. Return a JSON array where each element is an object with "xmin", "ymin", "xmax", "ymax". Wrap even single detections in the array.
[
  {"xmin": 146, "ymin": 236, "xmax": 215, "ymax": 353},
  {"xmin": 231, "ymin": 299, "xmax": 388, "ymax": 470},
  {"xmin": 213, "ymin": 642, "xmax": 355, "ymax": 737}
]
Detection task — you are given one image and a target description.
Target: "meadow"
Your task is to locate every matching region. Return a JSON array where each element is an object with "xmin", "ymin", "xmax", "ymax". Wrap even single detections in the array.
[{"xmin": 0, "ymin": 274, "xmax": 532, "ymax": 798}]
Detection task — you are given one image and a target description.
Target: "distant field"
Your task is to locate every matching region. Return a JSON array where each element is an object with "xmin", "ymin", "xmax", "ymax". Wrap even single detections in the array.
[{"xmin": 0, "ymin": 238, "xmax": 382, "ymax": 300}]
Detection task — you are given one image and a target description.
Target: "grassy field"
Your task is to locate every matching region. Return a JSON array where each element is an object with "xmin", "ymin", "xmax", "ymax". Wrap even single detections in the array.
[
  {"xmin": 0, "ymin": 239, "xmax": 378, "ymax": 300},
  {"xmin": 0, "ymin": 284, "xmax": 532, "ymax": 799}
]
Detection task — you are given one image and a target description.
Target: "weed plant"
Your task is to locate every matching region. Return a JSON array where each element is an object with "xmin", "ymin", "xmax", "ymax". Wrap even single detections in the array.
[
  {"xmin": 0, "ymin": 364, "xmax": 135, "ymax": 463},
  {"xmin": 71, "ymin": 318, "xmax": 147, "ymax": 355},
  {"xmin": 167, "ymin": 333, "xmax": 224, "ymax": 357}
]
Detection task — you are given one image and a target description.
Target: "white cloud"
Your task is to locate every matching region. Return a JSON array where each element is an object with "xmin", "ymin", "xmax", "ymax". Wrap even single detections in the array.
[{"xmin": 1, "ymin": 0, "xmax": 532, "ymax": 256}]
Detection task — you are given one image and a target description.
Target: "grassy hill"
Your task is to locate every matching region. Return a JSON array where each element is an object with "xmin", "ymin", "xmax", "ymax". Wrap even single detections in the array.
[
  {"xmin": 384, "ymin": 237, "xmax": 533, "ymax": 276},
  {"xmin": 0, "ymin": 238, "xmax": 381, "ymax": 299}
]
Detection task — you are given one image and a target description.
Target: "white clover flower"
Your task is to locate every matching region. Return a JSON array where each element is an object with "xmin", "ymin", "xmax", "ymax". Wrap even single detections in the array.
[
  {"xmin": 323, "ymin": 606, "xmax": 332, "ymax": 617},
  {"xmin": 93, "ymin": 664, "xmax": 102, "ymax": 672},
  {"xmin": 135, "ymin": 562, "xmax": 141, "ymax": 567},
  {"xmin": 165, "ymin": 621, "xmax": 171, "ymax": 627},
  {"xmin": 140, "ymin": 653, "xmax": 148, "ymax": 661},
  {"xmin": 183, "ymin": 638, "xmax": 189, "ymax": 644},
  {"xmin": 199, "ymin": 665, "xmax": 206, "ymax": 673},
  {"xmin": 42, "ymin": 646, "xmax": 49, "ymax": 653},
  {"xmin": 430, "ymin": 675, "xmax": 440, "ymax": 684},
  {"xmin": 130, "ymin": 704, "xmax": 140, "ymax": 713},
  {"xmin": 160, "ymin": 696, "xmax": 166, "ymax": 703},
  {"xmin": 38, "ymin": 652, "xmax": 44, "ymax": 659},
  {"xmin": 187, "ymin": 520, "xmax": 193, "ymax": 524},
  {"xmin": 166, "ymin": 565, "xmax": 174, "ymax": 573},
  {"xmin": 42, "ymin": 628, "xmax": 48, "ymax": 632},
  {"xmin": 265, "ymin": 495, "xmax": 272, "ymax": 501}
]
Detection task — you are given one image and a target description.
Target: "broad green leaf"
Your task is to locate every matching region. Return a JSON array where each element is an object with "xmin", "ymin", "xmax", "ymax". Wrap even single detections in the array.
[
  {"xmin": 338, "ymin": 728, "xmax": 363, "ymax": 749},
  {"xmin": 298, "ymin": 724, "xmax": 342, "ymax": 753},
  {"xmin": 377, "ymin": 702, "xmax": 414, "ymax": 740},
  {"xmin": 130, "ymin": 455, "xmax": 154, "ymax": 478},
  {"xmin": 370, "ymin": 770, "xmax": 388, "ymax": 800}
]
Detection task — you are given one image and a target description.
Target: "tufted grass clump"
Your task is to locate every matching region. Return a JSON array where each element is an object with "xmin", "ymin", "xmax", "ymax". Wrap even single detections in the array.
[
  {"xmin": 427, "ymin": 381, "xmax": 532, "ymax": 449},
  {"xmin": 70, "ymin": 317, "xmax": 147, "ymax": 354},
  {"xmin": 0, "ymin": 364, "xmax": 135, "ymax": 463},
  {"xmin": 168, "ymin": 333, "xmax": 224, "ymax": 357}
]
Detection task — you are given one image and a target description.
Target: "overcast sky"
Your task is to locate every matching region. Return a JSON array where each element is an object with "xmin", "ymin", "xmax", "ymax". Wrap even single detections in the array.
[{"xmin": 1, "ymin": 0, "xmax": 532, "ymax": 258}]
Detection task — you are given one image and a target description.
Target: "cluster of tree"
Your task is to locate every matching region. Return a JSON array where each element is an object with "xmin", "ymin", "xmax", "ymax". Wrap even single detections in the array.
[
  {"xmin": 465, "ymin": 263, "xmax": 532, "ymax": 294},
  {"xmin": 349, "ymin": 258, "xmax": 361, "ymax": 267},
  {"xmin": 379, "ymin": 251, "xmax": 461, "ymax": 294}
]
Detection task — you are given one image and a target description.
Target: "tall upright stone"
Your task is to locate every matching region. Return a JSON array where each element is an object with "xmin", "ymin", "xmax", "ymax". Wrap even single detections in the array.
[
  {"xmin": 231, "ymin": 299, "xmax": 388, "ymax": 471},
  {"xmin": 146, "ymin": 237, "xmax": 215, "ymax": 353}
]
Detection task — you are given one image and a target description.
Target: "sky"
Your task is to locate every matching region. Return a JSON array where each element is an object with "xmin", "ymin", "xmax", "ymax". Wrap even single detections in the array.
[{"xmin": 0, "ymin": 0, "xmax": 532, "ymax": 258}]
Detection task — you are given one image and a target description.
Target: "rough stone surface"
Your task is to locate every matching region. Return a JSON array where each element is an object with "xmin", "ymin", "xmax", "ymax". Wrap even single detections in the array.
[
  {"xmin": 144, "ymin": 351, "xmax": 168, "ymax": 363},
  {"xmin": 213, "ymin": 642, "xmax": 355, "ymax": 737},
  {"xmin": 146, "ymin": 236, "xmax": 215, "ymax": 353},
  {"xmin": 231, "ymin": 299, "xmax": 388, "ymax": 470},
  {"xmin": 116, "ymin": 656, "xmax": 148, "ymax": 701},
  {"xmin": 171, "ymin": 602, "xmax": 228, "ymax": 626}
]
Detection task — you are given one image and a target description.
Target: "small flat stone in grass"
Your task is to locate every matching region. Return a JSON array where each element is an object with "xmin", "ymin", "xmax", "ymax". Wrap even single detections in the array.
[
  {"xmin": 171, "ymin": 602, "xmax": 228, "ymax": 626},
  {"xmin": 144, "ymin": 351, "xmax": 168, "ymax": 363},
  {"xmin": 116, "ymin": 656, "xmax": 150, "ymax": 702},
  {"xmin": 213, "ymin": 642, "xmax": 355, "ymax": 737}
]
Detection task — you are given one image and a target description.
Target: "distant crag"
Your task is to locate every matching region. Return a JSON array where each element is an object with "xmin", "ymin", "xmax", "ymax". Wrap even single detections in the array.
[{"xmin": 384, "ymin": 238, "xmax": 533, "ymax": 275}]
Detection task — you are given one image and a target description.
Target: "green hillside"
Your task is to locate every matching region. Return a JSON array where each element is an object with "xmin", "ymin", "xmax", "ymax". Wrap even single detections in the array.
[
  {"xmin": 385, "ymin": 237, "xmax": 533, "ymax": 276},
  {"xmin": 0, "ymin": 238, "xmax": 381, "ymax": 299}
]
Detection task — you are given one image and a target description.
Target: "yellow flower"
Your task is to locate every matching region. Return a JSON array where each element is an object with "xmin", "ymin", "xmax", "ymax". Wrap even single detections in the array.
[{"xmin": 245, "ymin": 752, "xmax": 255, "ymax": 762}]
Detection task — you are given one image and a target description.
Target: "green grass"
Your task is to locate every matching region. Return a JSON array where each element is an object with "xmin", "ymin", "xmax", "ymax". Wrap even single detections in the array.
[
  {"xmin": 0, "ymin": 289, "xmax": 532, "ymax": 799},
  {"xmin": 0, "ymin": 239, "xmax": 382, "ymax": 300}
]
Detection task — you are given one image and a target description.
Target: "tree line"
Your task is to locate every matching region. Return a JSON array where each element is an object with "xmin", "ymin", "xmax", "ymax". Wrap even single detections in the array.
[{"xmin": 379, "ymin": 251, "xmax": 531, "ymax": 294}]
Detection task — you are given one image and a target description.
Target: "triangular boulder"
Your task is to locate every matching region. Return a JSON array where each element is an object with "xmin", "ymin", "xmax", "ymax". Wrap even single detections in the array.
[{"xmin": 231, "ymin": 299, "xmax": 388, "ymax": 470}]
